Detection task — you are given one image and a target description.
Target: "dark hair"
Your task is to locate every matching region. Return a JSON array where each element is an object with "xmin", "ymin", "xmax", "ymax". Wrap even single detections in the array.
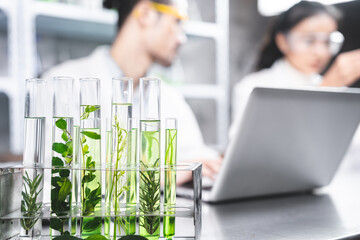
[
  {"xmin": 256, "ymin": 1, "xmax": 342, "ymax": 71},
  {"xmin": 103, "ymin": 0, "xmax": 171, "ymax": 31}
]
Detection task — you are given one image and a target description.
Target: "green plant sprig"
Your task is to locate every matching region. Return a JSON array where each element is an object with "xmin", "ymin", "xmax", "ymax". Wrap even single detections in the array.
[
  {"xmin": 164, "ymin": 129, "xmax": 177, "ymax": 201},
  {"xmin": 139, "ymin": 158, "xmax": 161, "ymax": 235},
  {"xmin": 107, "ymin": 115, "xmax": 130, "ymax": 239},
  {"xmin": 21, "ymin": 171, "xmax": 43, "ymax": 234},
  {"xmin": 80, "ymin": 105, "xmax": 99, "ymax": 121},
  {"xmin": 108, "ymin": 116, "xmax": 128, "ymax": 203},
  {"xmin": 165, "ymin": 130, "xmax": 177, "ymax": 166},
  {"xmin": 79, "ymin": 105, "xmax": 102, "ymax": 233},
  {"xmin": 50, "ymin": 118, "xmax": 74, "ymax": 235}
]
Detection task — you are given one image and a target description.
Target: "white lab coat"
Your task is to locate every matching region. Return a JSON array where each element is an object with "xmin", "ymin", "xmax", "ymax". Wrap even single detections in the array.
[
  {"xmin": 42, "ymin": 45, "xmax": 219, "ymax": 163},
  {"xmin": 232, "ymin": 58, "xmax": 322, "ymax": 123},
  {"xmin": 231, "ymin": 58, "xmax": 360, "ymax": 166}
]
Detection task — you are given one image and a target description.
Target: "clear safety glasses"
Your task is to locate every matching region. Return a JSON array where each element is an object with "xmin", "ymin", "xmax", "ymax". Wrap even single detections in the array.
[{"xmin": 286, "ymin": 31, "xmax": 344, "ymax": 55}]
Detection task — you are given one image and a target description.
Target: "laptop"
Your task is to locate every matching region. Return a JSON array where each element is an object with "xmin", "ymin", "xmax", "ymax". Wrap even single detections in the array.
[{"xmin": 185, "ymin": 87, "xmax": 360, "ymax": 202}]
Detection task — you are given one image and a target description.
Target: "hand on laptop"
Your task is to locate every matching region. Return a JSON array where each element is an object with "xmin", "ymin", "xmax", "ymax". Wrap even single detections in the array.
[
  {"xmin": 322, "ymin": 49, "xmax": 360, "ymax": 87},
  {"xmin": 177, "ymin": 157, "xmax": 223, "ymax": 186}
]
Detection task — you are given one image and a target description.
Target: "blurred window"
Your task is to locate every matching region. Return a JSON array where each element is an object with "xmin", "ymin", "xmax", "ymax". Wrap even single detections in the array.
[{"xmin": 258, "ymin": 0, "xmax": 355, "ymax": 16}]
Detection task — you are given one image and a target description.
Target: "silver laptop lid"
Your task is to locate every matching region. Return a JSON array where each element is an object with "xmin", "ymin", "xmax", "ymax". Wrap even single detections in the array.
[{"xmin": 211, "ymin": 87, "xmax": 360, "ymax": 202}]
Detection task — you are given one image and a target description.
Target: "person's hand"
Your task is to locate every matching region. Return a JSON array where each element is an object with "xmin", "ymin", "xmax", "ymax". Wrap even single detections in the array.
[
  {"xmin": 197, "ymin": 157, "xmax": 223, "ymax": 180},
  {"xmin": 322, "ymin": 49, "xmax": 360, "ymax": 87},
  {"xmin": 177, "ymin": 157, "xmax": 223, "ymax": 185}
]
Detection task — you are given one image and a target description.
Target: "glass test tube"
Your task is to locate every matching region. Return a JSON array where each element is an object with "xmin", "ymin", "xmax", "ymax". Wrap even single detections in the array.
[
  {"xmin": 105, "ymin": 117, "xmax": 113, "ymax": 238},
  {"xmin": 21, "ymin": 78, "xmax": 47, "ymax": 239},
  {"xmin": 126, "ymin": 118, "xmax": 138, "ymax": 235},
  {"xmin": 79, "ymin": 78, "xmax": 102, "ymax": 237},
  {"xmin": 139, "ymin": 77, "xmax": 161, "ymax": 240},
  {"xmin": 50, "ymin": 76, "xmax": 75, "ymax": 237},
  {"xmin": 71, "ymin": 80, "xmax": 80, "ymax": 237},
  {"xmin": 107, "ymin": 77, "xmax": 133, "ymax": 239},
  {"xmin": 164, "ymin": 118, "xmax": 177, "ymax": 240}
]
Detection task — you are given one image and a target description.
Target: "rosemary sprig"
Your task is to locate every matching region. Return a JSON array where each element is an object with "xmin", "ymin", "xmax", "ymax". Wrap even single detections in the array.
[
  {"xmin": 139, "ymin": 158, "xmax": 161, "ymax": 235},
  {"xmin": 21, "ymin": 171, "xmax": 43, "ymax": 234}
]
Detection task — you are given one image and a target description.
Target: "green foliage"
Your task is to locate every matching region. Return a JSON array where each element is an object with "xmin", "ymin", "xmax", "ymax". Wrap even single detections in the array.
[
  {"xmin": 52, "ymin": 157, "xmax": 64, "ymax": 167},
  {"xmin": 81, "ymin": 131, "xmax": 101, "ymax": 140},
  {"xmin": 79, "ymin": 105, "xmax": 102, "ymax": 234},
  {"xmin": 60, "ymin": 169, "xmax": 70, "ymax": 178},
  {"xmin": 61, "ymin": 131, "xmax": 69, "ymax": 142},
  {"xmin": 52, "ymin": 143, "xmax": 68, "ymax": 154},
  {"xmin": 83, "ymin": 217, "xmax": 102, "ymax": 232},
  {"xmin": 58, "ymin": 179, "xmax": 72, "ymax": 202},
  {"xmin": 80, "ymin": 105, "xmax": 99, "ymax": 120},
  {"xmin": 106, "ymin": 115, "xmax": 130, "ymax": 237},
  {"xmin": 53, "ymin": 236, "xmax": 83, "ymax": 240},
  {"xmin": 139, "ymin": 158, "xmax": 161, "ymax": 235},
  {"xmin": 165, "ymin": 130, "xmax": 177, "ymax": 165},
  {"xmin": 21, "ymin": 171, "xmax": 43, "ymax": 232},
  {"xmin": 51, "ymin": 117, "xmax": 74, "ymax": 235},
  {"xmin": 55, "ymin": 118, "xmax": 67, "ymax": 130},
  {"xmin": 87, "ymin": 235, "xmax": 109, "ymax": 240},
  {"xmin": 50, "ymin": 218, "xmax": 63, "ymax": 232}
]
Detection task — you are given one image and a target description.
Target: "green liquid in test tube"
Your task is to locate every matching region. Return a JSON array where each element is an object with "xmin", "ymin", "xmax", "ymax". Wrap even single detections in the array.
[{"xmin": 164, "ymin": 118, "xmax": 177, "ymax": 240}]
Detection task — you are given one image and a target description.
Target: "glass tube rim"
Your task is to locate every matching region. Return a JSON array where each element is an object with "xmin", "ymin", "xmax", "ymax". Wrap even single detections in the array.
[
  {"xmin": 53, "ymin": 76, "xmax": 74, "ymax": 81},
  {"xmin": 129, "ymin": 117, "xmax": 138, "ymax": 122},
  {"xmin": 140, "ymin": 77, "xmax": 161, "ymax": 82},
  {"xmin": 26, "ymin": 78, "xmax": 47, "ymax": 83},
  {"xmin": 128, "ymin": 117, "xmax": 138, "ymax": 127},
  {"xmin": 79, "ymin": 77, "xmax": 100, "ymax": 82},
  {"xmin": 166, "ymin": 117, "xmax": 177, "ymax": 122},
  {"xmin": 112, "ymin": 77, "xmax": 134, "ymax": 82},
  {"xmin": 166, "ymin": 118, "xmax": 177, "ymax": 129}
]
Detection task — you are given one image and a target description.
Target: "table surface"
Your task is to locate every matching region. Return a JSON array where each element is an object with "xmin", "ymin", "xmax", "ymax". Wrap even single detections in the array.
[
  {"xmin": 2, "ymin": 151, "xmax": 360, "ymax": 240},
  {"xmin": 199, "ymin": 156, "xmax": 360, "ymax": 240}
]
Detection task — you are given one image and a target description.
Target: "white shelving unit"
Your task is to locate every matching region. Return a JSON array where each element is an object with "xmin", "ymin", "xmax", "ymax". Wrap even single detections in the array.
[
  {"xmin": 0, "ymin": 1, "xmax": 9, "ymax": 13},
  {"xmin": 34, "ymin": 1, "xmax": 117, "ymax": 24},
  {"xmin": 181, "ymin": 0, "xmax": 229, "ymax": 150},
  {"xmin": 0, "ymin": 0, "xmax": 22, "ymax": 154},
  {"xmin": 16, "ymin": 0, "xmax": 229, "ymax": 152}
]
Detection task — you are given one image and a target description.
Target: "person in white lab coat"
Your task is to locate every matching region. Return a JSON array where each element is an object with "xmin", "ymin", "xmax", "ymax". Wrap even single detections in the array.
[
  {"xmin": 232, "ymin": 1, "xmax": 360, "ymax": 169},
  {"xmin": 42, "ymin": 0, "xmax": 221, "ymax": 184},
  {"xmin": 233, "ymin": 1, "xmax": 360, "ymax": 123}
]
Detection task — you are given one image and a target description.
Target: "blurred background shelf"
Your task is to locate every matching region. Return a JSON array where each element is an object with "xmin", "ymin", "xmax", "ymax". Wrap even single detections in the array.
[
  {"xmin": 35, "ymin": 15, "xmax": 116, "ymax": 42},
  {"xmin": 1, "ymin": 0, "xmax": 229, "ymax": 157},
  {"xmin": 34, "ymin": 1, "xmax": 117, "ymax": 24},
  {"xmin": 184, "ymin": 21, "xmax": 222, "ymax": 39},
  {"xmin": 25, "ymin": 0, "xmax": 229, "ymax": 151},
  {"xmin": 0, "ymin": 1, "xmax": 9, "ymax": 14},
  {"xmin": 0, "ymin": 0, "xmax": 21, "ymax": 157},
  {"xmin": 33, "ymin": 2, "xmax": 222, "ymax": 41},
  {"xmin": 34, "ymin": 2, "xmax": 117, "ymax": 41},
  {"xmin": 0, "ymin": 78, "xmax": 15, "ymax": 94},
  {"xmin": 1, "ymin": 0, "xmax": 358, "ymax": 160}
]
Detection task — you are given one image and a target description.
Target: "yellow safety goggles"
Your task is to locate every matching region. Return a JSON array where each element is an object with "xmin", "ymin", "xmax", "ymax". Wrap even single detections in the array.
[
  {"xmin": 151, "ymin": 2, "xmax": 188, "ymax": 20},
  {"xmin": 133, "ymin": 2, "xmax": 188, "ymax": 20}
]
